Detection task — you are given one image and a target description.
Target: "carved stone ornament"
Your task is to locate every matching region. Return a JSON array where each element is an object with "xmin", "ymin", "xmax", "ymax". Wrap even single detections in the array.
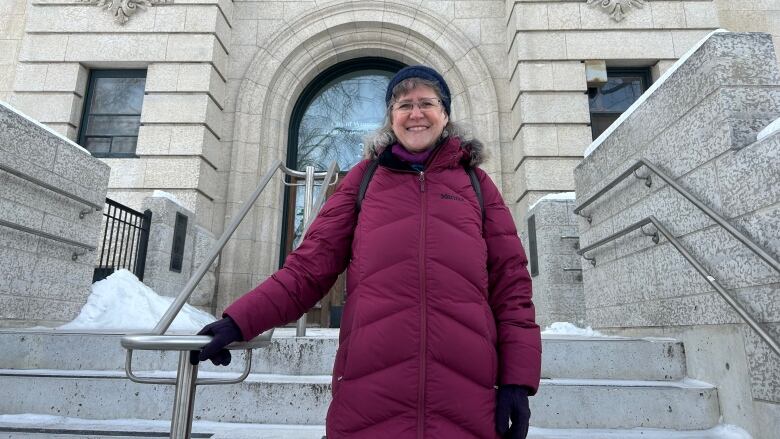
[
  {"xmin": 586, "ymin": 0, "xmax": 647, "ymax": 22},
  {"xmin": 78, "ymin": 0, "xmax": 170, "ymax": 25}
]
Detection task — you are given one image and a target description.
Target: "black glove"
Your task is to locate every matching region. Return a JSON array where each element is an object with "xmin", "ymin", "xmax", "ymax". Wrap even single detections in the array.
[
  {"xmin": 189, "ymin": 316, "xmax": 244, "ymax": 366},
  {"xmin": 496, "ymin": 385, "xmax": 531, "ymax": 439}
]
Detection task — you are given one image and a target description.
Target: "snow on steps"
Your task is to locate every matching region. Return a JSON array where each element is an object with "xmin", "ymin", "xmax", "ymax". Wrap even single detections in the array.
[
  {"xmin": 0, "ymin": 329, "xmax": 686, "ymax": 381},
  {"xmin": 0, "ymin": 370, "xmax": 718, "ymax": 429},
  {"xmin": 0, "ymin": 328, "xmax": 724, "ymax": 432},
  {"xmin": 0, "ymin": 415, "xmax": 751, "ymax": 439}
]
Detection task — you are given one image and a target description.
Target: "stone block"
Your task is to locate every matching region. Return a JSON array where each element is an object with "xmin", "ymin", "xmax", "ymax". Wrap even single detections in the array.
[
  {"xmin": 512, "ymin": 32, "xmax": 567, "ymax": 61},
  {"xmin": 650, "ymin": 1, "xmax": 686, "ymax": 29},
  {"xmin": 517, "ymin": 92, "xmax": 590, "ymax": 124},
  {"xmin": 13, "ymin": 63, "xmax": 47, "ymax": 91},
  {"xmin": 511, "ymin": 3, "xmax": 548, "ymax": 30},
  {"xmin": 153, "ymin": 4, "xmax": 187, "ymax": 32},
  {"xmin": 44, "ymin": 63, "xmax": 88, "ymax": 95},
  {"xmin": 232, "ymin": 19, "xmax": 258, "ymax": 46},
  {"xmin": 742, "ymin": 323, "xmax": 780, "ymax": 401},
  {"xmin": 145, "ymin": 63, "xmax": 180, "ymax": 92},
  {"xmin": 8, "ymin": 92, "xmax": 82, "ymax": 126},
  {"xmin": 548, "ymin": 3, "xmax": 581, "ymax": 29},
  {"xmin": 754, "ymin": 399, "xmax": 780, "ymax": 439},
  {"xmin": 65, "ymin": 34, "xmax": 168, "ymax": 62},
  {"xmin": 102, "ymin": 158, "xmax": 146, "ymax": 188},
  {"xmin": 511, "ymin": 61, "xmax": 586, "ymax": 93},
  {"xmin": 454, "ymin": 0, "xmax": 503, "ymax": 19},
  {"xmin": 18, "ymin": 34, "xmax": 69, "ymax": 62},
  {"xmin": 565, "ymin": 30, "xmax": 675, "ymax": 60},
  {"xmin": 516, "ymin": 158, "xmax": 579, "ymax": 198},
  {"xmin": 142, "ymin": 157, "xmax": 202, "ymax": 189},
  {"xmin": 0, "ymin": 40, "xmax": 19, "ymax": 65},
  {"xmin": 140, "ymin": 93, "xmax": 222, "ymax": 137},
  {"xmin": 716, "ymin": 133, "xmax": 780, "ymax": 217},
  {"xmin": 26, "ymin": 4, "xmax": 155, "ymax": 32},
  {"xmin": 0, "ymin": 293, "xmax": 29, "ymax": 322},
  {"xmin": 683, "ymin": 2, "xmax": 719, "ymax": 29}
]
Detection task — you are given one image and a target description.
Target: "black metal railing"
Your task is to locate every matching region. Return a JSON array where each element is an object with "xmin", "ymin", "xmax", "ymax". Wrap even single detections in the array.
[{"xmin": 94, "ymin": 198, "xmax": 152, "ymax": 282}]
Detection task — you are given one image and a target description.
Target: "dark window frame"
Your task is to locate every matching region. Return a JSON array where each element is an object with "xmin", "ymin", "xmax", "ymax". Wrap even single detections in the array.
[
  {"xmin": 279, "ymin": 57, "xmax": 405, "ymax": 267},
  {"xmin": 588, "ymin": 68, "xmax": 652, "ymax": 140},
  {"xmin": 78, "ymin": 69, "xmax": 147, "ymax": 158}
]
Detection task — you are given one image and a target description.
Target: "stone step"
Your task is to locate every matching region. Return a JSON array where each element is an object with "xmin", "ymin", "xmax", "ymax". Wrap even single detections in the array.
[
  {"xmin": 0, "ymin": 415, "xmax": 750, "ymax": 439},
  {"xmin": 0, "ymin": 370, "xmax": 719, "ymax": 430},
  {"xmin": 0, "ymin": 329, "xmax": 686, "ymax": 381}
]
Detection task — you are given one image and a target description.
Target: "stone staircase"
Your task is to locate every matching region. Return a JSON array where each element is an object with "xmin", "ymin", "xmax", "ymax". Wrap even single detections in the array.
[{"xmin": 0, "ymin": 327, "xmax": 742, "ymax": 438}]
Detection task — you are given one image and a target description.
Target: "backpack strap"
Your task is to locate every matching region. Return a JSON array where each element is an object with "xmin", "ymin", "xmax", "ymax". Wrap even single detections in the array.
[
  {"xmin": 356, "ymin": 160, "xmax": 485, "ymax": 223},
  {"xmin": 465, "ymin": 166, "xmax": 485, "ymax": 223},
  {"xmin": 356, "ymin": 159, "xmax": 380, "ymax": 213}
]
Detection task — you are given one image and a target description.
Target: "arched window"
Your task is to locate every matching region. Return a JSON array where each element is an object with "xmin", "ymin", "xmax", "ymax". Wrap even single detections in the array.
[
  {"xmin": 282, "ymin": 58, "xmax": 404, "ymax": 252},
  {"xmin": 281, "ymin": 58, "xmax": 404, "ymax": 327}
]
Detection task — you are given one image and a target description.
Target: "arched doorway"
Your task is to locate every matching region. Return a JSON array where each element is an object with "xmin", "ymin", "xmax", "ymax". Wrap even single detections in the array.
[{"xmin": 281, "ymin": 57, "xmax": 405, "ymax": 327}]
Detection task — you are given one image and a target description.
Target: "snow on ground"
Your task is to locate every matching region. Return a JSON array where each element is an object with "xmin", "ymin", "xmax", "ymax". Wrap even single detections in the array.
[
  {"xmin": 757, "ymin": 117, "xmax": 780, "ymax": 142},
  {"xmin": 57, "ymin": 269, "xmax": 216, "ymax": 332},
  {"xmin": 529, "ymin": 192, "xmax": 577, "ymax": 211},
  {"xmin": 583, "ymin": 29, "xmax": 728, "ymax": 158},
  {"xmin": 542, "ymin": 322, "xmax": 608, "ymax": 337}
]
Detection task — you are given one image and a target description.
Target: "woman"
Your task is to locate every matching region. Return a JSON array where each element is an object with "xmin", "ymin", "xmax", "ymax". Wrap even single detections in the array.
[{"xmin": 192, "ymin": 65, "xmax": 541, "ymax": 439}]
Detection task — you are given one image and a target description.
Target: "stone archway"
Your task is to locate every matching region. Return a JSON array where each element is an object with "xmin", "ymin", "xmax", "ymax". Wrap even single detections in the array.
[{"xmin": 218, "ymin": 0, "xmax": 501, "ymax": 309}]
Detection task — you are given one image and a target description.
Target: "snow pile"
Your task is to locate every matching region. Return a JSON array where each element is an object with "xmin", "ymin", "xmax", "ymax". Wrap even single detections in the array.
[
  {"xmin": 529, "ymin": 192, "xmax": 576, "ymax": 211},
  {"xmin": 542, "ymin": 322, "xmax": 606, "ymax": 337},
  {"xmin": 584, "ymin": 29, "xmax": 729, "ymax": 158},
  {"xmin": 757, "ymin": 117, "xmax": 780, "ymax": 142},
  {"xmin": 152, "ymin": 190, "xmax": 185, "ymax": 207},
  {"xmin": 58, "ymin": 270, "xmax": 216, "ymax": 332}
]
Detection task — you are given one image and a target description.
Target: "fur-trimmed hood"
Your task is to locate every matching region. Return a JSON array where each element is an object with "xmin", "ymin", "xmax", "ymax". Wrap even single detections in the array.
[{"xmin": 366, "ymin": 136, "xmax": 486, "ymax": 168}]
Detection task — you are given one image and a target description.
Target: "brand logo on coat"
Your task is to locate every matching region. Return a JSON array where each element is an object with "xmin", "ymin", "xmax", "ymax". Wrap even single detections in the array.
[{"xmin": 440, "ymin": 193, "xmax": 465, "ymax": 202}]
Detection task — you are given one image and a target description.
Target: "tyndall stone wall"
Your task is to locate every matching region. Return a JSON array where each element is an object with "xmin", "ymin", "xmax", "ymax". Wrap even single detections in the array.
[
  {"xmin": 0, "ymin": 102, "xmax": 109, "ymax": 328},
  {"xmin": 574, "ymin": 32, "xmax": 780, "ymax": 438}
]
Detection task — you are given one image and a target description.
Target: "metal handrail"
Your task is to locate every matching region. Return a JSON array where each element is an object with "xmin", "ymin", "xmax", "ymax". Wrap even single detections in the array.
[
  {"xmin": 0, "ymin": 218, "xmax": 95, "ymax": 260},
  {"xmin": 577, "ymin": 215, "xmax": 780, "ymax": 357},
  {"xmin": 574, "ymin": 158, "xmax": 780, "ymax": 275},
  {"xmin": 120, "ymin": 160, "xmax": 339, "ymax": 439},
  {"xmin": 0, "ymin": 162, "xmax": 102, "ymax": 213}
]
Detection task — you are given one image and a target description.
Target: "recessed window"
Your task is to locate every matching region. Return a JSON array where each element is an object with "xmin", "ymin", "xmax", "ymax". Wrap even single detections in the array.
[
  {"xmin": 588, "ymin": 68, "xmax": 651, "ymax": 140},
  {"xmin": 78, "ymin": 70, "xmax": 146, "ymax": 157}
]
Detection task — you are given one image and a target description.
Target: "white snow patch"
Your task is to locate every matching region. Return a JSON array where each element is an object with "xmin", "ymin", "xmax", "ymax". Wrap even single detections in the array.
[
  {"xmin": 584, "ymin": 29, "xmax": 729, "ymax": 158},
  {"xmin": 0, "ymin": 100, "xmax": 91, "ymax": 155},
  {"xmin": 152, "ymin": 190, "xmax": 186, "ymax": 207},
  {"xmin": 529, "ymin": 192, "xmax": 576, "ymax": 211},
  {"xmin": 528, "ymin": 424, "xmax": 752, "ymax": 438},
  {"xmin": 542, "ymin": 322, "xmax": 608, "ymax": 337},
  {"xmin": 57, "ymin": 269, "xmax": 216, "ymax": 332},
  {"xmin": 757, "ymin": 117, "xmax": 780, "ymax": 142}
]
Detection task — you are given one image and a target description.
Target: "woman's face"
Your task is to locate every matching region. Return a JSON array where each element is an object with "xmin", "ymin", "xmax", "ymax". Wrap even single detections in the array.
[{"xmin": 390, "ymin": 85, "xmax": 449, "ymax": 153}]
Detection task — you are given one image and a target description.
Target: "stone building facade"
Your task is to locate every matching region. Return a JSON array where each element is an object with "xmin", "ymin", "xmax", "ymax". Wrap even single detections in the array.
[{"xmin": 0, "ymin": 0, "xmax": 778, "ymax": 311}]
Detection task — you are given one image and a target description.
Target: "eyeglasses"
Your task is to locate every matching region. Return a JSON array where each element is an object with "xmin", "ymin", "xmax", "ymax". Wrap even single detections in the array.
[{"xmin": 391, "ymin": 98, "xmax": 443, "ymax": 114}]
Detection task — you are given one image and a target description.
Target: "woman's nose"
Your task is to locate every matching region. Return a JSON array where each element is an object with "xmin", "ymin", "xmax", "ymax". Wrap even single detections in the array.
[{"xmin": 409, "ymin": 105, "xmax": 425, "ymax": 118}]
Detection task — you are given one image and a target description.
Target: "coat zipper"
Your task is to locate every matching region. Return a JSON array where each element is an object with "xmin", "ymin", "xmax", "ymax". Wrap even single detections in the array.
[{"xmin": 417, "ymin": 170, "xmax": 427, "ymax": 439}]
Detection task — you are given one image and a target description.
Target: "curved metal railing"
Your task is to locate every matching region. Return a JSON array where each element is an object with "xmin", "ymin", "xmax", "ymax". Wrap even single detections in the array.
[{"xmin": 120, "ymin": 160, "xmax": 339, "ymax": 439}]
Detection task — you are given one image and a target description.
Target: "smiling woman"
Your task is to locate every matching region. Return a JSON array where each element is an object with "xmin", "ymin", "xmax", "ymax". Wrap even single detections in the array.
[{"xmin": 192, "ymin": 65, "xmax": 541, "ymax": 439}]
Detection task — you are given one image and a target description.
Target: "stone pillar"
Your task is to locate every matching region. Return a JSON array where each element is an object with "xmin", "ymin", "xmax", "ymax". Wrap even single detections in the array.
[{"xmin": 523, "ymin": 195, "xmax": 585, "ymax": 329}]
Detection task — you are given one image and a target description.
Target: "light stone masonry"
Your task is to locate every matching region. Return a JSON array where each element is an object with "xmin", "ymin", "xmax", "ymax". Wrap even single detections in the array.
[
  {"xmin": 573, "ymin": 32, "xmax": 780, "ymax": 437},
  {"xmin": 0, "ymin": 102, "xmax": 109, "ymax": 328}
]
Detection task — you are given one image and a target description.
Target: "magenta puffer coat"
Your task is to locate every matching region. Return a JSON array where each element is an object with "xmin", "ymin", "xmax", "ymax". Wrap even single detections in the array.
[{"xmin": 225, "ymin": 136, "xmax": 541, "ymax": 439}]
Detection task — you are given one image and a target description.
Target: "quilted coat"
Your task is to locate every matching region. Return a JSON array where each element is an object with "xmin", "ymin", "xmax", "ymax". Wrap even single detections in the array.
[{"xmin": 224, "ymin": 136, "xmax": 541, "ymax": 439}]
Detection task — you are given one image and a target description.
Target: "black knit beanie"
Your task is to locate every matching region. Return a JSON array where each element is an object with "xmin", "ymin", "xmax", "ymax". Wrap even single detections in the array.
[{"xmin": 385, "ymin": 65, "xmax": 451, "ymax": 115}]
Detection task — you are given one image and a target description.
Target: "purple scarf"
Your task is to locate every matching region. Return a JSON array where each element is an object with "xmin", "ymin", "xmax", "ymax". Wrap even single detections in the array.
[{"xmin": 391, "ymin": 143, "xmax": 435, "ymax": 166}]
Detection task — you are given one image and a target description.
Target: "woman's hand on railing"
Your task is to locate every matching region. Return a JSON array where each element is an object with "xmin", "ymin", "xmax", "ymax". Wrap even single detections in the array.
[{"xmin": 189, "ymin": 316, "xmax": 244, "ymax": 366}]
